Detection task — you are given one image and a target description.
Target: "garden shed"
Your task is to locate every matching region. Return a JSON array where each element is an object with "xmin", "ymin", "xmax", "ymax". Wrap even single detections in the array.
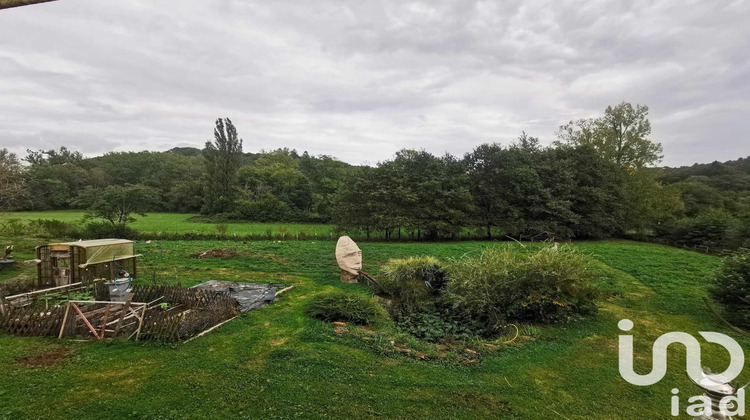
[{"xmin": 36, "ymin": 239, "xmax": 137, "ymax": 288}]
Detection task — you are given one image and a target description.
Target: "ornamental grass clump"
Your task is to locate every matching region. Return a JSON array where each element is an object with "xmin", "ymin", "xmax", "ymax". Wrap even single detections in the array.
[
  {"xmin": 305, "ymin": 291, "xmax": 387, "ymax": 325},
  {"xmin": 446, "ymin": 246, "xmax": 598, "ymax": 332},
  {"xmin": 377, "ymin": 256, "xmax": 450, "ymax": 311}
]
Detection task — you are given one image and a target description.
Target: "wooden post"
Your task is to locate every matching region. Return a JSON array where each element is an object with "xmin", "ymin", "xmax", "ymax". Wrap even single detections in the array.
[
  {"xmin": 99, "ymin": 304, "xmax": 110, "ymax": 339},
  {"xmin": 0, "ymin": 289, "xmax": 7, "ymax": 317},
  {"xmin": 135, "ymin": 304, "xmax": 147, "ymax": 341},
  {"xmin": 5, "ymin": 282, "xmax": 83, "ymax": 302},
  {"xmin": 58, "ymin": 302, "xmax": 71, "ymax": 339},
  {"xmin": 112, "ymin": 295, "xmax": 133, "ymax": 338}
]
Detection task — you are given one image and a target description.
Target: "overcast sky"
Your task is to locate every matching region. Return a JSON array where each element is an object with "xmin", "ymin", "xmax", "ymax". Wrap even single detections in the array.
[{"xmin": 0, "ymin": 0, "xmax": 748, "ymax": 166}]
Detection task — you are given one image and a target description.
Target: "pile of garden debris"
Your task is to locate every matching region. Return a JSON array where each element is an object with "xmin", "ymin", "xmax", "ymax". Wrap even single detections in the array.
[
  {"xmin": 194, "ymin": 249, "xmax": 236, "ymax": 259},
  {"xmin": 191, "ymin": 280, "xmax": 287, "ymax": 313}
]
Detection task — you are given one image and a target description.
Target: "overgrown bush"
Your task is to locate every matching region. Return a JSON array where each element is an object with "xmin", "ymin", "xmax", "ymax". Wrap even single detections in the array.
[
  {"xmin": 81, "ymin": 221, "xmax": 138, "ymax": 239},
  {"xmin": 377, "ymin": 256, "xmax": 450, "ymax": 311},
  {"xmin": 0, "ymin": 218, "xmax": 26, "ymax": 236},
  {"xmin": 0, "ymin": 276, "xmax": 35, "ymax": 296},
  {"xmin": 656, "ymin": 209, "xmax": 743, "ymax": 250},
  {"xmin": 215, "ymin": 223, "xmax": 228, "ymax": 236},
  {"xmin": 27, "ymin": 219, "xmax": 81, "ymax": 238},
  {"xmin": 711, "ymin": 248, "xmax": 750, "ymax": 327},
  {"xmin": 446, "ymin": 247, "xmax": 598, "ymax": 331},
  {"xmin": 233, "ymin": 194, "xmax": 292, "ymax": 222},
  {"xmin": 305, "ymin": 291, "xmax": 386, "ymax": 325}
]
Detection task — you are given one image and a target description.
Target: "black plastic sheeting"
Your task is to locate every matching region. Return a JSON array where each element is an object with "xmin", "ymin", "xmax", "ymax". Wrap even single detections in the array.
[{"xmin": 190, "ymin": 281, "xmax": 285, "ymax": 313}]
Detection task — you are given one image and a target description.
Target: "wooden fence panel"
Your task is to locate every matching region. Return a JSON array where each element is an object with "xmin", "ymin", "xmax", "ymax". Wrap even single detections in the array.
[{"xmin": 2, "ymin": 284, "xmax": 240, "ymax": 342}]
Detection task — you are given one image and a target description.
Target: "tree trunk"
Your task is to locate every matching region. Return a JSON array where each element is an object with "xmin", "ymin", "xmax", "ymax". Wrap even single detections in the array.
[{"xmin": 0, "ymin": 0, "xmax": 56, "ymax": 10}]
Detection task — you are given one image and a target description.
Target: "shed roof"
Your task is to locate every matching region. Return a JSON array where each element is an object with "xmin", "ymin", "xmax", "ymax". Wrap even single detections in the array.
[
  {"xmin": 46, "ymin": 239, "xmax": 136, "ymax": 267},
  {"xmin": 54, "ymin": 239, "xmax": 134, "ymax": 249}
]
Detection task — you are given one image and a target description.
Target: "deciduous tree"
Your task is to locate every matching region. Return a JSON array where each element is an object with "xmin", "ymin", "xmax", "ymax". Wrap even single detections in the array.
[
  {"xmin": 557, "ymin": 102, "xmax": 663, "ymax": 169},
  {"xmin": 0, "ymin": 149, "xmax": 28, "ymax": 211},
  {"xmin": 78, "ymin": 184, "xmax": 160, "ymax": 226}
]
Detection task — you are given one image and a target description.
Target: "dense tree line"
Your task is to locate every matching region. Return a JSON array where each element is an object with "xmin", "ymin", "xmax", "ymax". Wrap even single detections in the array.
[
  {"xmin": 333, "ymin": 103, "xmax": 688, "ymax": 242},
  {"xmin": 3, "ymin": 119, "xmax": 352, "ymax": 223},
  {"xmin": 655, "ymin": 156, "xmax": 750, "ymax": 249},
  {"xmin": 335, "ymin": 135, "xmax": 642, "ymax": 240},
  {"xmin": 0, "ymin": 104, "xmax": 747, "ymax": 248}
]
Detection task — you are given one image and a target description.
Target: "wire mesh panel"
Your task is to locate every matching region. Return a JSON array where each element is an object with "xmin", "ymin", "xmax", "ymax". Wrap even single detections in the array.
[
  {"xmin": 36, "ymin": 245, "xmax": 53, "ymax": 288},
  {"xmin": 71, "ymin": 245, "xmax": 84, "ymax": 284}
]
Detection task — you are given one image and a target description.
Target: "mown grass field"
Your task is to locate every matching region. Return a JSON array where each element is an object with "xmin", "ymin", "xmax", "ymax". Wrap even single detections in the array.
[
  {"xmin": 0, "ymin": 237, "xmax": 747, "ymax": 419},
  {"xmin": 0, "ymin": 211, "xmax": 337, "ymax": 237}
]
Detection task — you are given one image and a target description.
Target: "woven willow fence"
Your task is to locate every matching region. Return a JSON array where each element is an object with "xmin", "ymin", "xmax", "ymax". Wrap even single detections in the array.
[{"xmin": 0, "ymin": 284, "xmax": 239, "ymax": 342}]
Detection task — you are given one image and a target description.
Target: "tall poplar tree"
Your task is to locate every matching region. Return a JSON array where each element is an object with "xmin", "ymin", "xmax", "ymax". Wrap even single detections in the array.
[{"xmin": 202, "ymin": 118, "xmax": 243, "ymax": 214}]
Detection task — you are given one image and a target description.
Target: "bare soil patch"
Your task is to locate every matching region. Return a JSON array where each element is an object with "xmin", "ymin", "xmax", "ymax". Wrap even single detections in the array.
[
  {"xmin": 16, "ymin": 348, "xmax": 70, "ymax": 368},
  {"xmin": 194, "ymin": 249, "xmax": 236, "ymax": 259}
]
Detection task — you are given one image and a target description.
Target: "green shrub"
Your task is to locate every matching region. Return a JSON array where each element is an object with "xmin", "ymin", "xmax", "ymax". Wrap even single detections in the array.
[
  {"xmin": 233, "ymin": 194, "xmax": 292, "ymax": 222},
  {"xmin": 0, "ymin": 276, "xmax": 35, "ymax": 296},
  {"xmin": 377, "ymin": 256, "xmax": 449, "ymax": 311},
  {"xmin": 81, "ymin": 221, "xmax": 138, "ymax": 239},
  {"xmin": 446, "ymin": 247, "xmax": 598, "ymax": 331},
  {"xmin": 27, "ymin": 219, "xmax": 81, "ymax": 238},
  {"xmin": 215, "ymin": 223, "xmax": 228, "ymax": 236},
  {"xmin": 711, "ymin": 248, "xmax": 750, "ymax": 327},
  {"xmin": 40, "ymin": 291, "xmax": 94, "ymax": 307},
  {"xmin": 395, "ymin": 309, "xmax": 482, "ymax": 342},
  {"xmin": 0, "ymin": 218, "xmax": 27, "ymax": 236},
  {"xmin": 657, "ymin": 209, "xmax": 743, "ymax": 250},
  {"xmin": 305, "ymin": 291, "xmax": 386, "ymax": 325}
]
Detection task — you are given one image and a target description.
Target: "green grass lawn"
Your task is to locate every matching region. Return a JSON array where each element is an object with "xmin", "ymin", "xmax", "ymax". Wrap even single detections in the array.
[
  {"xmin": 0, "ymin": 210, "xmax": 337, "ymax": 237},
  {"xmin": 0, "ymin": 238, "xmax": 747, "ymax": 419}
]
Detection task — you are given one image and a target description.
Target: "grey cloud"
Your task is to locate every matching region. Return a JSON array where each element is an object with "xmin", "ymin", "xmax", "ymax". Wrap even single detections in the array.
[{"xmin": 0, "ymin": 0, "xmax": 748, "ymax": 166}]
